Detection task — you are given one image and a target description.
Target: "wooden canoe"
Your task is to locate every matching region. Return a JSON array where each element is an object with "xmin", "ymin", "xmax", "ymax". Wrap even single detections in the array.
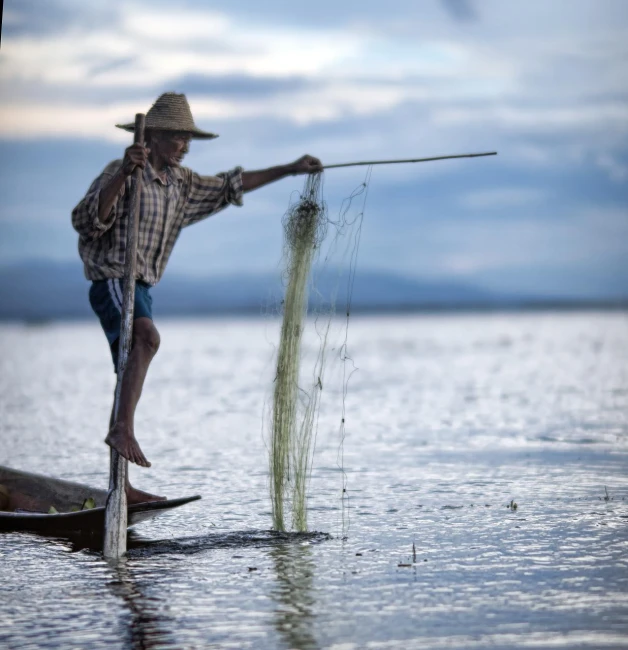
[{"xmin": 0, "ymin": 466, "xmax": 201, "ymax": 537}]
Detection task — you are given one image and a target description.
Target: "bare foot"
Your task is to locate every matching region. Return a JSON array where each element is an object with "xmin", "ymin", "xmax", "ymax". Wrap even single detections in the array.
[
  {"xmin": 126, "ymin": 484, "xmax": 167, "ymax": 505},
  {"xmin": 105, "ymin": 422, "xmax": 151, "ymax": 468}
]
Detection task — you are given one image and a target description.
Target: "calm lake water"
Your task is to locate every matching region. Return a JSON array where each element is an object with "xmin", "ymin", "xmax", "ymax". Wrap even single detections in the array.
[{"xmin": 1, "ymin": 312, "xmax": 627, "ymax": 649}]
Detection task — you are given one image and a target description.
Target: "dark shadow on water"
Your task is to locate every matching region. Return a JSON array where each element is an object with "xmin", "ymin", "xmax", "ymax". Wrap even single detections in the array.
[
  {"xmin": 6, "ymin": 527, "xmax": 331, "ymax": 555},
  {"xmin": 125, "ymin": 529, "xmax": 331, "ymax": 558}
]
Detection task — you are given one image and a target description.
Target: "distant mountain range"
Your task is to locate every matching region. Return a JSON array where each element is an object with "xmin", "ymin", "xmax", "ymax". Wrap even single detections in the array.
[{"xmin": 0, "ymin": 260, "xmax": 624, "ymax": 321}]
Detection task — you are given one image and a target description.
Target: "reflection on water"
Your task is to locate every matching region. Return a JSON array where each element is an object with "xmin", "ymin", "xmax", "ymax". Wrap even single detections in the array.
[
  {"xmin": 109, "ymin": 533, "xmax": 328, "ymax": 649},
  {"xmin": 105, "ymin": 531, "xmax": 328, "ymax": 649},
  {"xmin": 271, "ymin": 545, "xmax": 318, "ymax": 650},
  {"xmin": 108, "ymin": 559, "xmax": 175, "ymax": 650}
]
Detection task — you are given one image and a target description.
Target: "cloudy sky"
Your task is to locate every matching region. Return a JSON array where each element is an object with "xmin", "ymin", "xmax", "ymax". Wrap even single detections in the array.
[{"xmin": 1, "ymin": 0, "xmax": 627, "ymax": 298}]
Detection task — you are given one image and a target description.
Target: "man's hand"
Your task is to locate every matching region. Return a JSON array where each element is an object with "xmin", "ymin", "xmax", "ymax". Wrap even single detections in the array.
[
  {"xmin": 292, "ymin": 154, "xmax": 323, "ymax": 175},
  {"xmin": 122, "ymin": 143, "xmax": 150, "ymax": 177},
  {"xmin": 95, "ymin": 144, "xmax": 149, "ymax": 223},
  {"xmin": 241, "ymin": 155, "xmax": 324, "ymax": 193}
]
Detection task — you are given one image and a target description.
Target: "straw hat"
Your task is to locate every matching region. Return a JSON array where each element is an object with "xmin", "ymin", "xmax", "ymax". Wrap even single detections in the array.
[{"xmin": 116, "ymin": 92, "xmax": 218, "ymax": 140}]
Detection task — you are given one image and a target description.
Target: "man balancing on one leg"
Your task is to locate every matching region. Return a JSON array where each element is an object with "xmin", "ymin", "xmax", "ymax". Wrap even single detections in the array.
[{"xmin": 72, "ymin": 92, "xmax": 322, "ymax": 502}]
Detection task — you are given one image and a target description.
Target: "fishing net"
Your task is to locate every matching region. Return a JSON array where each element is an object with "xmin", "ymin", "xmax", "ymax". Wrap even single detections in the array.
[
  {"xmin": 270, "ymin": 173, "xmax": 326, "ymax": 532},
  {"xmin": 268, "ymin": 168, "xmax": 372, "ymax": 533},
  {"xmin": 267, "ymin": 152, "xmax": 493, "ymax": 532}
]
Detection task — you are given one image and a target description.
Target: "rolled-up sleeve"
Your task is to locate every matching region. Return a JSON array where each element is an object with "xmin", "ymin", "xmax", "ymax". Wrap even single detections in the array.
[
  {"xmin": 182, "ymin": 166, "xmax": 243, "ymax": 227},
  {"xmin": 71, "ymin": 161, "xmax": 126, "ymax": 242}
]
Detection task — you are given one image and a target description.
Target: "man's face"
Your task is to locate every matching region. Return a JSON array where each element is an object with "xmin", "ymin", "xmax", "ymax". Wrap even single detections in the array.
[{"xmin": 153, "ymin": 131, "xmax": 192, "ymax": 167}]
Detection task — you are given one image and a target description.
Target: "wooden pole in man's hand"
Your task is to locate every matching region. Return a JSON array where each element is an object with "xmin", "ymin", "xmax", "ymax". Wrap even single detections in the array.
[{"xmin": 103, "ymin": 113, "xmax": 145, "ymax": 559}]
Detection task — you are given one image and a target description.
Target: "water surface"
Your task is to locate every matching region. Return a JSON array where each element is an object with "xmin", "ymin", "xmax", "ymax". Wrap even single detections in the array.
[{"xmin": 1, "ymin": 312, "xmax": 627, "ymax": 649}]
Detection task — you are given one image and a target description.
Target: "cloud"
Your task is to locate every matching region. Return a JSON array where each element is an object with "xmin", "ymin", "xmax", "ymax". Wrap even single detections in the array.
[
  {"xmin": 1, "ymin": 0, "xmax": 627, "ymax": 298},
  {"xmin": 434, "ymin": 103, "xmax": 628, "ymax": 135},
  {"xmin": 595, "ymin": 153, "xmax": 628, "ymax": 182},
  {"xmin": 460, "ymin": 188, "xmax": 548, "ymax": 209},
  {"xmin": 369, "ymin": 205, "xmax": 628, "ymax": 279},
  {"xmin": 440, "ymin": 0, "xmax": 478, "ymax": 22},
  {"xmin": 0, "ymin": 7, "xmax": 362, "ymax": 89},
  {"xmin": 1, "ymin": 3, "xmax": 625, "ymax": 131},
  {"xmin": 0, "ymin": 83, "xmax": 417, "ymax": 140},
  {"xmin": 2, "ymin": 0, "xmax": 80, "ymax": 37},
  {"xmin": 1, "ymin": 0, "xmax": 626, "ymax": 190}
]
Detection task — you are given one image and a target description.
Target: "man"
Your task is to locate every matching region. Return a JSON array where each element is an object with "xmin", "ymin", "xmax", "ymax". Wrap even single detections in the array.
[{"xmin": 72, "ymin": 92, "xmax": 322, "ymax": 501}]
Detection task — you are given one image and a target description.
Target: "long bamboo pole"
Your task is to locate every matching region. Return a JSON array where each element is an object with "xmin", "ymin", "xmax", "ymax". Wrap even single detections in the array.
[
  {"xmin": 323, "ymin": 151, "xmax": 497, "ymax": 169},
  {"xmin": 103, "ymin": 113, "xmax": 145, "ymax": 560}
]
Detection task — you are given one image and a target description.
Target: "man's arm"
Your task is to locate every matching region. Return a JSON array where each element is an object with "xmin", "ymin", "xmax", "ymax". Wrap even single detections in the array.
[
  {"xmin": 72, "ymin": 144, "xmax": 150, "ymax": 241},
  {"xmin": 181, "ymin": 154, "xmax": 323, "ymax": 229},
  {"xmin": 97, "ymin": 144, "xmax": 149, "ymax": 222},
  {"xmin": 95, "ymin": 169, "xmax": 127, "ymax": 225},
  {"xmin": 242, "ymin": 155, "xmax": 323, "ymax": 193}
]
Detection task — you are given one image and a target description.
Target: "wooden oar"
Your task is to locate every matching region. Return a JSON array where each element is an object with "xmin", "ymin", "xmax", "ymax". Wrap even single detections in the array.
[
  {"xmin": 103, "ymin": 113, "xmax": 145, "ymax": 559},
  {"xmin": 323, "ymin": 151, "xmax": 497, "ymax": 169}
]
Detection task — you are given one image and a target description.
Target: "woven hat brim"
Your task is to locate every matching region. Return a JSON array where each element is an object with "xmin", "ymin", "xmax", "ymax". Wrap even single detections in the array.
[{"xmin": 115, "ymin": 123, "xmax": 218, "ymax": 140}]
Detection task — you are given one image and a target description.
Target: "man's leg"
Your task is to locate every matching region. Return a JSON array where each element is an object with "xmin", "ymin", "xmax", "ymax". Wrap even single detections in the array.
[
  {"xmin": 107, "ymin": 395, "xmax": 165, "ymax": 504},
  {"xmin": 105, "ymin": 317, "xmax": 160, "ymax": 467}
]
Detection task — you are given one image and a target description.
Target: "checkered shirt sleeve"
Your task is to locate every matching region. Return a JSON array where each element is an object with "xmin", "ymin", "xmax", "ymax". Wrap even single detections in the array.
[
  {"xmin": 71, "ymin": 160, "xmax": 126, "ymax": 242},
  {"xmin": 182, "ymin": 166, "xmax": 244, "ymax": 227}
]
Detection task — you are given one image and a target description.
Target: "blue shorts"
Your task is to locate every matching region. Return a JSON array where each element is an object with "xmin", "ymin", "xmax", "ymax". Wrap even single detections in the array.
[{"xmin": 89, "ymin": 279, "xmax": 153, "ymax": 372}]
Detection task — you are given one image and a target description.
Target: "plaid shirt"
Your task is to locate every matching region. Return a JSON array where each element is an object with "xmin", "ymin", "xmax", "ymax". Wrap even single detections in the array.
[{"xmin": 72, "ymin": 160, "xmax": 243, "ymax": 285}]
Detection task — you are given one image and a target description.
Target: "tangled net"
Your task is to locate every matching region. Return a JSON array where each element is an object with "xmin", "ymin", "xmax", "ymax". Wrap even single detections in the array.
[
  {"xmin": 269, "ymin": 167, "xmax": 371, "ymax": 534},
  {"xmin": 270, "ymin": 173, "xmax": 327, "ymax": 532}
]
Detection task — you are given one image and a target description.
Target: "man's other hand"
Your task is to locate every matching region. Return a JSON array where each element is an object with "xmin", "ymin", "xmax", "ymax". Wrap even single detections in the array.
[
  {"xmin": 122, "ymin": 143, "xmax": 150, "ymax": 177},
  {"xmin": 292, "ymin": 154, "xmax": 323, "ymax": 175}
]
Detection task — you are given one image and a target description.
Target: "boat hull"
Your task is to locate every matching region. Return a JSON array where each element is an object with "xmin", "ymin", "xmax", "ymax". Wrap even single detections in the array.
[{"xmin": 0, "ymin": 466, "xmax": 200, "ymax": 537}]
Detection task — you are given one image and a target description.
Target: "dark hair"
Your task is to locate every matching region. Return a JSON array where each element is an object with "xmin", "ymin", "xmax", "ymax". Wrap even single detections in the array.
[{"xmin": 144, "ymin": 128, "xmax": 156, "ymax": 146}]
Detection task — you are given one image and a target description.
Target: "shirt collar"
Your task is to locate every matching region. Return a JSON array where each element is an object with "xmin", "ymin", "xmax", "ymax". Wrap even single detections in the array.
[
  {"xmin": 169, "ymin": 165, "xmax": 184, "ymax": 183},
  {"xmin": 143, "ymin": 161, "xmax": 184, "ymax": 186}
]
